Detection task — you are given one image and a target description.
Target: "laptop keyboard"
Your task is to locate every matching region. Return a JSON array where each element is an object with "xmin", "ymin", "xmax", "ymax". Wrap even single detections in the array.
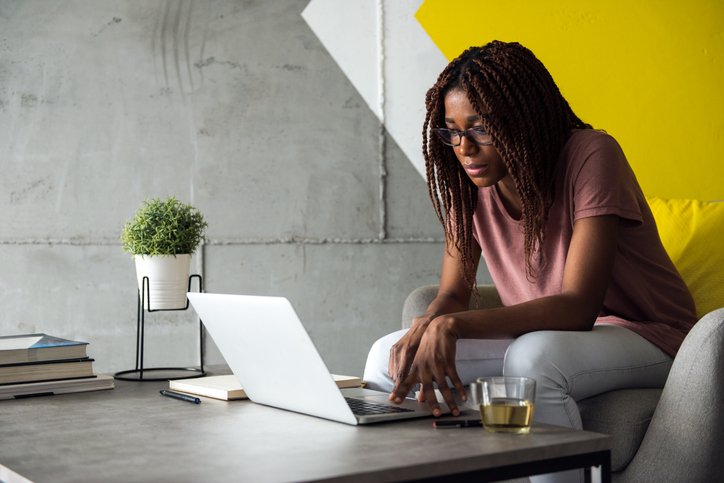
[{"xmin": 344, "ymin": 397, "xmax": 414, "ymax": 415}]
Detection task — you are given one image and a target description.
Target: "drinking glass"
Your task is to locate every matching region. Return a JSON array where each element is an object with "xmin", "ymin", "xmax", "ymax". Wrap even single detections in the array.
[{"xmin": 469, "ymin": 376, "xmax": 536, "ymax": 434}]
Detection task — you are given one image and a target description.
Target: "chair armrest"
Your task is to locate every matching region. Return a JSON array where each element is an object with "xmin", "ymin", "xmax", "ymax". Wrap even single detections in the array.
[
  {"xmin": 618, "ymin": 307, "xmax": 724, "ymax": 482},
  {"xmin": 401, "ymin": 284, "xmax": 502, "ymax": 329}
]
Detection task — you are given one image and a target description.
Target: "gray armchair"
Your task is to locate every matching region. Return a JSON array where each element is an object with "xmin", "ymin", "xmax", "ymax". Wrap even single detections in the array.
[{"xmin": 402, "ymin": 284, "xmax": 724, "ymax": 483}]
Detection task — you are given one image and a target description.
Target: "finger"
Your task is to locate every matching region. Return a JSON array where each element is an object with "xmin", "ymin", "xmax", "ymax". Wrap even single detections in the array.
[
  {"xmin": 390, "ymin": 372, "xmax": 417, "ymax": 404},
  {"xmin": 449, "ymin": 371, "xmax": 467, "ymax": 402},
  {"xmin": 417, "ymin": 383, "xmax": 430, "ymax": 402},
  {"xmin": 387, "ymin": 346, "xmax": 398, "ymax": 378},
  {"xmin": 421, "ymin": 382, "xmax": 441, "ymax": 417},
  {"xmin": 389, "ymin": 349, "xmax": 411, "ymax": 383},
  {"xmin": 436, "ymin": 381, "xmax": 460, "ymax": 417},
  {"xmin": 393, "ymin": 370, "xmax": 408, "ymax": 388}
]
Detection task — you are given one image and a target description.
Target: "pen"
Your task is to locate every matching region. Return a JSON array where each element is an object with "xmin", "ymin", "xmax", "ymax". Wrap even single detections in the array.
[
  {"xmin": 160, "ymin": 389, "xmax": 201, "ymax": 404},
  {"xmin": 433, "ymin": 419, "xmax": 482, "ymax": 429}
]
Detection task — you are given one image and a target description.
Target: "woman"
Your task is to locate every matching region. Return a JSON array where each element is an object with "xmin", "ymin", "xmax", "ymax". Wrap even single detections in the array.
[{"xmin": 363, "ymin": 41, "xmax": 696, "ymax": 464}]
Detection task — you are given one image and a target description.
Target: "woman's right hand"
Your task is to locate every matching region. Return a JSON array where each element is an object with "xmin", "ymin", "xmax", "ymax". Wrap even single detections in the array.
[
  {"xmin": 388, "ymin": 238, "xmax": 479, "ymax": 393},
  {"xmin": 388, "ymin": 314, "xmax": 435, "ymax": 385}
]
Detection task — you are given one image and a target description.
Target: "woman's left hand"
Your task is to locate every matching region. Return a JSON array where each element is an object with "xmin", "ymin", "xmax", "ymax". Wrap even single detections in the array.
[{"xmin": 390, "ymin": 316, "xmax": 465, "ymax": 417}]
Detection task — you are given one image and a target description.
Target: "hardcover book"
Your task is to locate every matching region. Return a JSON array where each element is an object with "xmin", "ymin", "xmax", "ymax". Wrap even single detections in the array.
[
  {"xmin": 0, "ymin": 358, "xmax": 95, "ymax": 385},
  {"xmin": 169, "ymin": 374, "xmax": 363, "ymax": 401},
  {"xmin": 0, "ymin": 374, "xmax": 114, "ymax": 400},
  {"xmin": 0, "ymin": 333, "xmax": 89, "ymax": 365}
]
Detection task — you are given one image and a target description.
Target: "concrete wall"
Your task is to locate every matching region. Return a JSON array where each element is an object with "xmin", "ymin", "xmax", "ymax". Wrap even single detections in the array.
[{"xmin": 0, "ymin": 0, "xmax": 483, "ymax": 376}]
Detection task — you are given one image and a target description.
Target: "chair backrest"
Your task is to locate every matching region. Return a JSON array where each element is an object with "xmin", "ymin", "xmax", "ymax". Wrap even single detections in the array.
[
  {"xmin": 647, "ymin": 197, "xmax": 724, "ymax": 318},
  {"xmin": 617, "ymin": 308, "xmax": 724, "ymax": 483}
]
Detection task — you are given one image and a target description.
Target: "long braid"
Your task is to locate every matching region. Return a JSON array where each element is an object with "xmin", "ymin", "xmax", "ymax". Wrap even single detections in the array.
[
  {"xmin": 422, "ymin": 41, "xmax": 591, "ymax": 286},
  {"xmin": 423, "ymin": 58, "xmax": 479, "ymax": 289}
]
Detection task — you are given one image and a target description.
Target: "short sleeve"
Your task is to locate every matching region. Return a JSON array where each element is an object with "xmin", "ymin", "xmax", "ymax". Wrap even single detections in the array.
[{"xmin": 565, "ymin": 131, "xmax": 644, "ymax": 225}]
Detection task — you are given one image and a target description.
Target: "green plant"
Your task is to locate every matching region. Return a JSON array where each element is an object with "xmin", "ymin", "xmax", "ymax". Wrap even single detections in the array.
[{"xmin": 121, "ymin": 196, "xmax": 207, "ymax": 256}]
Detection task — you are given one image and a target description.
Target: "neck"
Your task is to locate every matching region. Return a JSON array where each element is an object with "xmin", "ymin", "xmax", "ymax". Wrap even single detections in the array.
[{"xmin": 496, "ymin": 177, "xmax": 523, "ymax": 220}]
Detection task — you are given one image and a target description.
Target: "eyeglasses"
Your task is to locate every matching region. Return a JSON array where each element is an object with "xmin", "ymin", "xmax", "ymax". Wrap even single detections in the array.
[{"xmin": 433, "ymin": 127, "xmax": 493, "ymax": 147}]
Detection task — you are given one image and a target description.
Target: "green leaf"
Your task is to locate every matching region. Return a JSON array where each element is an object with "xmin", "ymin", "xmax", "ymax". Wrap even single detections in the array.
[{"xmin": 120, "ymin": 196, "xmax": 208, "ymax": 256}]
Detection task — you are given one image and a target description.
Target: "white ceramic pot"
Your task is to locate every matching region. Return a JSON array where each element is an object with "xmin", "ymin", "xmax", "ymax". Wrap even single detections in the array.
[{"xmin": 134, "ymin": 254, "xmax": 192, "ymax": 310}]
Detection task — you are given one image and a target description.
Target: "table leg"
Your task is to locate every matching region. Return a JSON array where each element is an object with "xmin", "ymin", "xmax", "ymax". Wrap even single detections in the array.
[{"xmin": 586, "ymin": 454, "xmax": 612, "ymax": 483}]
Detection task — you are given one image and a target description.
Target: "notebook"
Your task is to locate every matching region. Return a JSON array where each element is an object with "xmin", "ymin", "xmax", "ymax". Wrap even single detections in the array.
[{"xmin": 187, "ymin": 292, "xmax": 445, "ymax": 425}]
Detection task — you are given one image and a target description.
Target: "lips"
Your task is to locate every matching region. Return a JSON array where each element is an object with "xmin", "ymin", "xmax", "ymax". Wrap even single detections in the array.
[{"xmin": 464, "ymin": 164, "xmax": 488, "ymax": 177}]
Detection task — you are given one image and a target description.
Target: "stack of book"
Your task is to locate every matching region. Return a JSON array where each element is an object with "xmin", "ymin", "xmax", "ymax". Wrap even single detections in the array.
[{"xmin": 0, "ymin": 333, "xmax": 114, "ymax": 400}]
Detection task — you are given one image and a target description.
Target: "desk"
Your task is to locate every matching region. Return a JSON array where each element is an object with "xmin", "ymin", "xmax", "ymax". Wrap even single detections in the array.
[{"xmin": 0, "ymin": 378, "xmax": 610, "ymax": 482}]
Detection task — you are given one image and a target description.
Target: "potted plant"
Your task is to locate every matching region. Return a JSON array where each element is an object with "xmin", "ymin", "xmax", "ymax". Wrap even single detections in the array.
[{"xmin": 121, "ymin": 196, "xmax": 207, "ymax": 310}]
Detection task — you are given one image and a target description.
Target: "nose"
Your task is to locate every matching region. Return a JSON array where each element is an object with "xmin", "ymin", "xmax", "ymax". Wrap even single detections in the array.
[{"xmin": 457, "ymin": 134, "xmax": 478, "ymax": 157}]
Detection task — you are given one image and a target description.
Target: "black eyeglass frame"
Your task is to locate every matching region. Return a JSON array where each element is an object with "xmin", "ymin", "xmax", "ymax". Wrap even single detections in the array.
[{"xmin": 432, "ymin": 127, "xmax": 494, "ymax": 147}]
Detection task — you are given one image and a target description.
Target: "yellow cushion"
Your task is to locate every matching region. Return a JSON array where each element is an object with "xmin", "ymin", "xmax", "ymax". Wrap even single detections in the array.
[{"xmin": 647, "ymin": 197, "xmax": 724, "ymax": 318}]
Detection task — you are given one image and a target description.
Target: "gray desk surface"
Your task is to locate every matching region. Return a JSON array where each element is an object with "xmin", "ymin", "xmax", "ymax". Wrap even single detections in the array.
[{"xmin": 0, "ymin": 376, "xmax": 610, "ymax": 483}]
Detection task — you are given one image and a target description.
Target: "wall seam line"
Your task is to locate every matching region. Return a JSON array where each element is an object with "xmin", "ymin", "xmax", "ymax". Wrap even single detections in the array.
[
  {"xmin": 0, "ymin": 238, "xmax": 444, "ymax": 246},
  {"xmin": 376, "ymin": 0, "xmax": 387, "ymax": 241}
]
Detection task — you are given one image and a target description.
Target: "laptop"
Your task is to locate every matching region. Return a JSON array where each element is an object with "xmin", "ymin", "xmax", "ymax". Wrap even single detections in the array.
[{"xmin": 187, "ymin": 292, "xmax": 445, "ymax": 425}]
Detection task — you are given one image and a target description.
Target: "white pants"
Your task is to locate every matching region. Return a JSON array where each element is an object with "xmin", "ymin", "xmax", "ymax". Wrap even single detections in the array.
[{"xmin": 363, "ymin": 324, "xmax": 672, "ymax": 482}]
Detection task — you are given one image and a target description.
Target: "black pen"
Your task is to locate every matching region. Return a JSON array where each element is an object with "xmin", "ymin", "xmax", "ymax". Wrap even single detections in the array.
[
  {"xmin": 160, "ymin": 389, "xmax": 201, "ymax": 404},
  {"xmin": 433, "ymin": 419, "xmax": 482, "ymax": 429}
]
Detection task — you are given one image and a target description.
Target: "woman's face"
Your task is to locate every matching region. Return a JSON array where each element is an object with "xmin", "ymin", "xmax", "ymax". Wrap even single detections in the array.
[{"xmin": 442, "ymin": 89, "xmax": 509, "ymax": 189}]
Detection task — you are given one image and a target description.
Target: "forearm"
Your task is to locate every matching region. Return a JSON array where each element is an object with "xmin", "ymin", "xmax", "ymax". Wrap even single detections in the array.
[
  {"xmin": 442, "ymin": 293, "xmax": 598, "ymax": 340},
  {"xmin": 422, "ymin": 291, "xmax": 470, "ymax": 320}
]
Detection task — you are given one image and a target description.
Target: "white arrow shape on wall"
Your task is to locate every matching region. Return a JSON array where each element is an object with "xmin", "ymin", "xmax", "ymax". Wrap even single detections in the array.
[{"xmin": 302, "ymin": 0, "xmax": 447, "ymax": 179}]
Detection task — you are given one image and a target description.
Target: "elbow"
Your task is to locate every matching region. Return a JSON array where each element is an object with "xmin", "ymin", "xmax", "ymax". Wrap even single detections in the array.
[
  {"xmin": 575, "ymin": 316, "xmax": 597, "ymax": 331},
  {"xmin": 575, "ymin": 306, "xmax": 600, "ymax": 331},
  {"xmin": 558, "ymin": 294, "xmax": 600, "ymax": 331}
]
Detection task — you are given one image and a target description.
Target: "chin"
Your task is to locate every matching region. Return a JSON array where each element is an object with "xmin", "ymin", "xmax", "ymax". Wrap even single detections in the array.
[{"xmin": 469, "ymin": 177, "xmax": 496, "ymax": 188}]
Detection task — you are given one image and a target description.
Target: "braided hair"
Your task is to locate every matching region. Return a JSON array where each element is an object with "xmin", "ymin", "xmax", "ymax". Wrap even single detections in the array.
[{"xmin": 422, "ymin": 41, "xmax": 591, "ymax": 287}]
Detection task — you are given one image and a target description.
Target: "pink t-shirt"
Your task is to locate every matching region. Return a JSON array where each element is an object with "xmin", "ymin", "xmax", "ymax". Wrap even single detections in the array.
[{"xmin": 472, "ymin": 129, "xmax": 697, "ymax": 358}]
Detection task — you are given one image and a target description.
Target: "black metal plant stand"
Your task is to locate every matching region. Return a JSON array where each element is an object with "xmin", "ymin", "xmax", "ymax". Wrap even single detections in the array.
[{"xmin": 114, "ymin": 275, "xmax": 206, "ymax": 382}]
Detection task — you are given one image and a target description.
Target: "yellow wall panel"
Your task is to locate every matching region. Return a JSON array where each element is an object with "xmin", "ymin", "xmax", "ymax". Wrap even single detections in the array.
[{"xmin": 416, "ymin": 0, "xmax": 724, "ymax": 200}]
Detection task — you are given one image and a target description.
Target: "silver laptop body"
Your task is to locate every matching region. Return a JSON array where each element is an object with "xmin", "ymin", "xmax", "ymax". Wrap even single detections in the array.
[{"xmin": 187, "ymin": 292, "xmax": 442, "ymax": 425}]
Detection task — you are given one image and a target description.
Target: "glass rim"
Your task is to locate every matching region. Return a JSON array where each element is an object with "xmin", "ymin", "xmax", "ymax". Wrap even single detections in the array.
[{"xmin": 476, "ymin": 376, "xmax": 535, "ymax": 384}]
